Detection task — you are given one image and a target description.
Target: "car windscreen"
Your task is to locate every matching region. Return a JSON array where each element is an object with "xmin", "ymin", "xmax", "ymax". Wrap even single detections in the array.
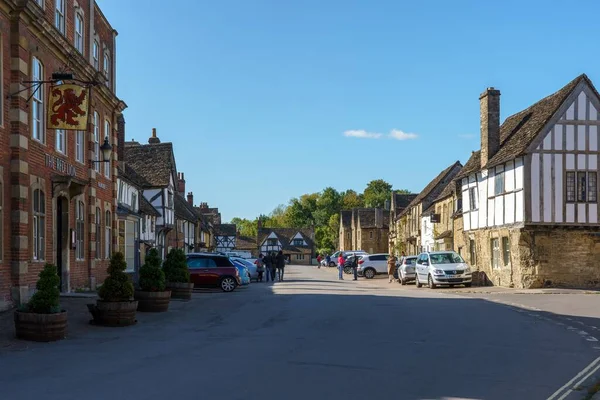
[
  {"xmin": 404, "ymin": 258, "xmax": 416, "ymax": 265},
  {"xmin": 212, "ymin": 256, "xmax": 234, "ymax": 267},
  {"xmin": 430, "ymin": 253, "xmax": 465, "ymax": 264}
]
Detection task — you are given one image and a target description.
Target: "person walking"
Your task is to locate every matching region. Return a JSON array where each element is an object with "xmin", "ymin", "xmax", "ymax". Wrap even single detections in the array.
[
  {"xmin": 316, "ymin": 254, "xmax": 322, "ymax": 268},
  {"xmin": 387, "ymin": 254, "xmax": 398, "ymax": 283},
  {"xmin": 326, "ymin": 254, "xmax": 331, "ymax": 267},
  {"xmin": 255, "ymin": 254, "xmax": 265, "ymax": 282},
  {"xmin": 263, "ymin": 253, "xmax": 273, "ymax": 282},
  {"xmin": 337, "ymin": 252, "xmax": 345, "ymax": 280},
  {"xmin": 276, "ymin": 250, "xmax": 286, "ymax": 282},
  {"xmin": 351, "ymin": 255, "xmax": 359, "ymax": 281}
]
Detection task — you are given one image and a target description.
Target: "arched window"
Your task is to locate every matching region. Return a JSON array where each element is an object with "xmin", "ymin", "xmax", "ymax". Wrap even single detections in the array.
[
  {"xmin": 95, "ymin": 207, "xmax": 101, "ymax": 259},
  {"xmin": 105, "ymin": 210, "xmax": 111, "ymax": 258},
  {"xmin": 33, "ymin": 189, "xmax": 45, "ymax": 260},
  {"xmin": 76, "ymin": 200, "xmax": 85, "ymax": 260}
]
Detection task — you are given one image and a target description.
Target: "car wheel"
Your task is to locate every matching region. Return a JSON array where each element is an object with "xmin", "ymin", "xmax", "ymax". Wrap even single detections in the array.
[
  {"xmin": 344, "ymin": 266, "xmax": 352, "ymax": 275},
  {"xmin": 220, "ymin": 277, "xmax": 236, "ymax": 292},
  {"xmin": 464, "ymin": 283, "xmax": 472, "ymax": 288},
  {"xmin": 415, "ymin": 275, "xmax": 422, "ymax": 288},
  {"xmin": 428, "ymin": 274, "xmax": 437, "ymax": 289},
  {"xmin": 364, "ymin": 268, "xmax": 375, "ymax": 279}
]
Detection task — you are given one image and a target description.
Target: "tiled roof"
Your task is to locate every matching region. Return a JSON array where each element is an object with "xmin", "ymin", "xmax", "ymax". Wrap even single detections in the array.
[
  {"xmin": 235, "ymin": 235, "xmax": 257, "ymax": 250},
  {"xmin": 393, "ymin": 193, "xmax": 418, "ymax": 209},
  {"xmin": 215, "ymin": 224, "xmax": 236, "ymax": 236},
  {"xmin": 117, "ymin": 164, "xmax": 147, "ymax": 188},
  {"xmin": 488, "ymin": 74, "xmax": 595, "ymax": 167},
  {"xmin": 174, "ymin": 194, "xmax": 197, "ymax": 222},
  {"xmin": 340, "ymin": 210, "xmax": 352, "ymax": 228},
  {"xmin": 402, "ymin": 161, "xmax": 463, "ymax": 215},
  {"xmin": 356, "ymin": 208, "xmax": 389, "ymax": 229},
  {"xmin": 455, "ymin": 151, "xmax": 481, "ymax": 180},
  {"xmin": 139, "ymin": 196, "xmax": 160, "ymax": 217},
  {"xmin": 124, "ymin": 142, "xmax": 176, "ymax": 188},
  {"xmin": 434, "ymin": 179, "xmax": 458, "ymax": 203},
  {"xmin": 435, "ymin": 230, "xmax": 453, "ymax": 240},
  {"xmin": 257, "ymin": 228, "xmax": 315, "ymax": 250}
]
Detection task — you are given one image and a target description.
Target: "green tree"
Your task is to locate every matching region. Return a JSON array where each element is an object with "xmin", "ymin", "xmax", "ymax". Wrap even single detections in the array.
[
  {"xmin": 230, "ymin": 217, "xmax": 258, "ymax": 237},
  {"xmin": 341, "ymin": 189, "xmax": 364, "ymax": 209},
  {"xmin": 363, "ymin": 179, "xmax": 393, "ymax": 208},
  {"xmin": 28, "ymin": 264, "xmax": 61, "ymax": 313},
  {"xmin": 98, "ymin": 252, "xmax": 134, "ymax": 301}
]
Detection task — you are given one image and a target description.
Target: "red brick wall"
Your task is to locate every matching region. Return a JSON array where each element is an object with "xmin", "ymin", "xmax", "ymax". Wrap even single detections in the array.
[{"xmin": 0, "ymin": 13, "xmax": 11, "ymax": 304}]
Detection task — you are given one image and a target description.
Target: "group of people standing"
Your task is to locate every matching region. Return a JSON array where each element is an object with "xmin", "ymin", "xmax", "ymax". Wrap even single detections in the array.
[
  {"xmin": 332, "ymin": 252, "xmax": 405, "ymax": 283},
  {"xmin": 254, "ymin": 251, "xmax": 286, "ymax": 282}
]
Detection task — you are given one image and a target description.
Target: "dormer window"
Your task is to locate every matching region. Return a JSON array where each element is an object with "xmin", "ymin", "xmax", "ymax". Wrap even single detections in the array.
[{"xmin": 292, "ymin": 239, "xmax": 303, "ymax": 246}]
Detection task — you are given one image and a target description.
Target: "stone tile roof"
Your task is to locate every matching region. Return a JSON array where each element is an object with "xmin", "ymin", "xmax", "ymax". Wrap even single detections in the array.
[
  {"xmin": 174, "ymin": 194, "xmax": 197, "ymax": 222},
  {"xmin": 488, "ymin": 74, "xmax": 596, "ymax": 167},
  {"xmin": 124, "ymin": 142, "xmax": 176, "ymax": 188},
  {"xmin": 235, "ymin": 235, "xmax": 257, "ymax": 250},
  {"xmin": 341, "ymin": 210, "xmax": 352, "ymax": 228},
  {"xmin": 356, "ymin": 208, "xmax": 389, "ymax": 229},
  {"xmin": 435, "ymin": 230, "xmax": 453, "ymax": 240},
  {"xmin": 117, "ymin": 164, "xmax": 147, "ymax": 188},
  {"xmin": 215, "ymin": 224, "xmax": 237, "ymax": 236},
  {"xmin": 257, "ymin": 228, "xmax": 315, "ymax": 250},
  {"xmin": 401, "ymin": 161, "xmax": 463, "ymax": 215},
  {"xmin": 393, "ymin": 193, "xmax": 418, "ymax": 209},
  {"xmin": 139, "ymin": 196, "xmax": 160, "ymax": 217},
  {"xmin": 434, "ymin": 179, "xmax": 460, "ymax": 203},
  {"xmin": 455, "ymin": 151, "xmax": 481, "ymax": 180}
]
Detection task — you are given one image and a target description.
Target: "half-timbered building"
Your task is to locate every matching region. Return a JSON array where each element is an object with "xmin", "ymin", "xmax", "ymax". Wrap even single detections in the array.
[
  {"xmin": 257, "ymin": 228, "xmax": 315, "ymax": 265},
  {"xmin": 460, "ymin": 75, "xmax": 600, "ymax": 288},
  {"xmin": 214, "ymin": 224, "xmax": 236, "ymax": 253},
  {"xmin": 116, "ymin": 165, "xmax": 141, "ymax": 277},
  {"xmin": 139, "ymin": 195, "xmax": 159, "ymax": 266}
]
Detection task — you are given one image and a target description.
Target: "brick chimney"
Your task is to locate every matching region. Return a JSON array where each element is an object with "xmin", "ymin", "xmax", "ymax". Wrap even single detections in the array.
[
  {"xmin": 148, "ymin": 127, "xmax": 160, "ymax": 144},
  {"xmin": 187, "ymin": 192, "xmax": 193, "ymax": 206},
  {"xmin": 200, "ymin": 202, "xmax": 207, "ymax": 209},
  {"xmin": 117, "ymin": 114, "xmax": 125, "ymax": 169},
  {"xmin": 177, "ymin": 172, "xmax": 185, "ymax": 195},
  {"xmin": 480, "ymin": 87, "xmax": 501, "ymax": 168}
]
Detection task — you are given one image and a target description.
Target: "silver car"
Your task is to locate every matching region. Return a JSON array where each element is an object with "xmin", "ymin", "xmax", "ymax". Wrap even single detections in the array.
[
  {"xmin": 414, "ymin": 251, "xmax": 472, "ymax": 289},
  {"xmin": 397, "ymin": 256, "xmax": 418, "ymax": 285},
  {"xmin": 231, "ymin": 257, "xmax": 258, "ymax": 281}
]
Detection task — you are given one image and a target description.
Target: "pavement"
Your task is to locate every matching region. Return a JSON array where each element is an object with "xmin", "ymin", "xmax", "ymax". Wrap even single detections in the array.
[{"xmin": 1, "ymin": 266, "xmax": 600, "ymax": 399}]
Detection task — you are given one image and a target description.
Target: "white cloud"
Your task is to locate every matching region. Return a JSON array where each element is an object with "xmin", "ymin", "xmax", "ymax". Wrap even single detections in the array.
[
  {"xmin": 458, "ymin": 134, "xmax": 476, "ymax": 139},
  {"xmin": 388, "ymin": 129, "xmax": 418, "ymax": 140},
  {"xmin": 343, "ymin": 130, "xmax": 383, "ymax": 139}
]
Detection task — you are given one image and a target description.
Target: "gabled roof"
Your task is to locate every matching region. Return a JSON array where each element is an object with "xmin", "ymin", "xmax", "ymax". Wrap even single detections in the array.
[
  {"xmin": 124, "ymin": 142, "xmax": 176, "ymax": 188},
  {"xmin": 257, "ymin": 228, "xmax": 315, "ymax": 249},
  {"xmin": 236, "ymin": 236, "xmax": 257, "ymax": 250},
  {"xmin": 357, "ymin": 209, "xmax": 389, "ymax": 229},
  {"xmin": 455, "ymin": 151, "xmax": 481, "ymax": 180},
  {"xmin": 402, "ymin": 161, "xmax": 463, "ymax": 215},
  {"xmin": 215, "ymin": 224, "xmax": 236, "ymax": 236},
  {"xmin": 174, "ymin": 194, "xmax": 197, "ymax": 223},
  {"xmin": 340, "ymin": 210, "xmax": 352, "ymax": 228},
  {"xmin": 139, "ymin": 196, "xmax": 160, "ymax": 217},
  {"xmin": 487, "ymin": 74, "xmax": 597, "ymax": 167},
  {"xmin": 393, "ymin": 193, "xmax": 418, "ymax": 209},
  {"xmin": 433, "ymin": 178, "xmax": 461, "ymax": 203},
  {"xmin": 117, "ymin": 164, "xmax": 146, "ymax": 188}
]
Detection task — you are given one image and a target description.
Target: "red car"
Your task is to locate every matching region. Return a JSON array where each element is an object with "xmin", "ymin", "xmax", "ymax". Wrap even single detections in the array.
[{"xmin": 186, "ymin": 253, "xmax": 241, "ymax": 292}]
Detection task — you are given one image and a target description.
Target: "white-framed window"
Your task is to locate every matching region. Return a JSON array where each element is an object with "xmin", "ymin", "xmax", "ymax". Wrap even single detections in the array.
[
  {"xmin": 33, "ymin": 189, "xmax": 46, "ymax": 261},
  {"xmin": 75, "ymin": 12, "xmax": 84, "ymax": 53},
  {"xmin": 76, "ymin": 200, "xmax": 85, "ymax": 260},
  {"xmin": 93, "ymin": 40, "xmax": 99, "ymax": 70},
  {"xmin": 32, "ymin": 57, "xmax": 44, "ymax": 143},
  {"xmin": 93, "ymin": 112, "xmax": 100, "ymax": 172},
  {"xmin": 105, "ymin": 210, "xmax": 112, "ymax": 259},
  {"xmin": 118, "ymin": 220, "xmax": 135, "ymax": 272},
  {"xmin": 490, "ymin": 238, "xmax": 500, "ymax": 269},
  {"xmin": 494, "ymin": 171, "xmax": 505, "ymax": 196},
  {"xmin": 56, "ymin": 129, "xmax": 65, "ymax": 154},
  {"xmin": 103, "ymin": 51, "xmax": 110, "ymax": 87},
  {"xmin": 104, "ymin": 120, "xmax": 111, "ymax": 177},
  {"xmin": 566, "ymin": 171, "xmax": 598, "ymax": 203},
  {"xmin": 75, "ymin": 130, "xmax": 84, "ymax": 163},
  {"xmin": 131, "ymin": 192, "xmax": 137, "ymax": 211},
  {"xmin": 469, "ymin": 187, "xmax": 477, "ymax": 210},
  {"xmin": 95, "ymin": 207, "xmax": 101, "ymax": 259},
  {"xmin": 55, "ymin": 0, "xmax": 65, "ymax": 34}
]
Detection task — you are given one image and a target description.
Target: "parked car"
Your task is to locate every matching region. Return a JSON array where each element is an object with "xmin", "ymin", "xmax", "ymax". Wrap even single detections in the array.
[
  {"xmin": 397, "ymin": 255, "xmax": 418, "ymax": 285},
  {"xmin": 329, "ymin": 250, "xmax": 368, "ymax": 267},
  {"xmin": 231, "ymin": 260, "xmax": 251, "ymax": 285},
  {"xmin": 414, "ymin": 251, "xmax": 472, "ymax": 289},
  {"xmin": 231, "ymin": 257, "xmax": 258, "ymax": 281},
  {"xmin": 186, "ymin": 253, "xmax": 242, "ymax": 292},
  {"xmin": 343, "ymin": 255, "xmax": 360, "ymax": 274},
  {"xmin": 356, "ymin": 253, "xmax": 389, "ymax": 279}
]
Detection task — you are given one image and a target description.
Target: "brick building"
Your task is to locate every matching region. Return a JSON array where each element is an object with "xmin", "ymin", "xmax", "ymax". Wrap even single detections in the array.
[{"xmin": 0, "ymin": 0, "xmax": 126, "ymax": 309}]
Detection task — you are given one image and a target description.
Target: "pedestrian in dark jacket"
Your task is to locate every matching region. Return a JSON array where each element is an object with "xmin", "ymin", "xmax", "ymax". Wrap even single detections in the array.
[
  {"xmin": 263, "ymin": 253, "xmax": 274, "ymax": 282},
  {"xmin": 276, "ymin": 250, "xmax": 286, "ymax": 281},
  {"xmin": 269, "ymin": 253, "xmax": 277, "ymax": 282}
]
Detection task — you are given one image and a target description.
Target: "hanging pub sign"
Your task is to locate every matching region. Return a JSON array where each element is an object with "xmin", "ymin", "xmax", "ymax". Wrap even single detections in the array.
[{"xmin": 47, "ymin": 83, "xmax": 90, "ymax": 130}]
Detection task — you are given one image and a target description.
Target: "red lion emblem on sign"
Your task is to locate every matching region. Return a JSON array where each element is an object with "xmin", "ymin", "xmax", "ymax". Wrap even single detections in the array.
[{"xmin": 50, "ymin": 87, "xmax": 87, "ymax": 126}]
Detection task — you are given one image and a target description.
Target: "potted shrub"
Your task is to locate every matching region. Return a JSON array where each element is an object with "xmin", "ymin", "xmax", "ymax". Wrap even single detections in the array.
[
  {"xmin": 87, "ymin": 252, "xmax": 137, "ymax": 326},
  {"xmin": 163, "ymin": 248, "xmax": 193, "ymax": 300},
  {"xmin": 134, "ymin": 249, "xmax": 171, "ymax": 312},
  {"xmin": 14, "ymin": 264, "xmax": 67, "ymax": 342}
]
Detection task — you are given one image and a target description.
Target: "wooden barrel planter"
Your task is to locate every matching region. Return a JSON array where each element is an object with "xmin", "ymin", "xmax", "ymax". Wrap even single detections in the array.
[
  {"xmin": 14, "ymin": 310, "xmax": 68, "ymax": 342},
  {"xmin": 134, "ymin": 290, "xmax": 171, "ymax": 312},
  {"xmin": 88, "ymin": 300, "xmax": 138, "ymax": 326},
  {"xmin": 167, "ymin": 282, "xmax": 194, "ymax": 300}
]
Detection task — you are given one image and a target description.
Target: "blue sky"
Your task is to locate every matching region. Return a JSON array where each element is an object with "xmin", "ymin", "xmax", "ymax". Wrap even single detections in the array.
[{"xmin": 98, "ymin": 0, "xmax": 599, "ymax": 222}]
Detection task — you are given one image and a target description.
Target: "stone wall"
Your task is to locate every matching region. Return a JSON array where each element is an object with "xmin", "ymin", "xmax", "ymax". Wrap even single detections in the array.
[
  {"xmin": 453, "ymin": 215, "xmax": 466, "ymax": 258},
  {"xmin": 358, "ymin": 228, "xmax": 389, "ymax": 254}
]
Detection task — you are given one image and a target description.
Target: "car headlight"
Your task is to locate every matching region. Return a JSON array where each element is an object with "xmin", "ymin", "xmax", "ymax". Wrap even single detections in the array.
[
  {"xmin": 464, "ymin": 267, "xmax": 471, "ymax": 273},
  {"xmin": 433, "ymin": 269, "xmax": 444, "ymax": 275}
]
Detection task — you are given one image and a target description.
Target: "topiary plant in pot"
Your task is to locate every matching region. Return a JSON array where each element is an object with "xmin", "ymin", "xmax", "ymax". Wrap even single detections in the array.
[
  {"xmin": 134, "ymin": 249, "xmax": 171, "ymax": 312},
  {"xmin": 14, "ymin": 264, "xmax": 67, "ymax": 342},
  {"xmin": 88, "ymin": 252, "xmax": 137, "ymax": 326},
  {"xmin": 163, "ymin": 248, "xmax": 193, "ymax": 300}
]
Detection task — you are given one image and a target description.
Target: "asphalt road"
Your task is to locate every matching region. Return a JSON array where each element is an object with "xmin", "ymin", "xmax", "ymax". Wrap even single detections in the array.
[{"xmin": 1, "ymin": 265, "xmax": 599, "ymax": 400}]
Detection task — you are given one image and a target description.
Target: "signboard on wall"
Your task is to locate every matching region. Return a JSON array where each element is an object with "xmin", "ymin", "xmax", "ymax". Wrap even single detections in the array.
[{"xmin": 47, "ymin": 84, "xmax": 90, "ymax": 130}]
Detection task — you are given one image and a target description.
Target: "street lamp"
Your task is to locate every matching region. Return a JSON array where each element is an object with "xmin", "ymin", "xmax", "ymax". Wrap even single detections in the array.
[{"xmin": 90, "ymin": 137, "xmax": 113, "ymax": 166}]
